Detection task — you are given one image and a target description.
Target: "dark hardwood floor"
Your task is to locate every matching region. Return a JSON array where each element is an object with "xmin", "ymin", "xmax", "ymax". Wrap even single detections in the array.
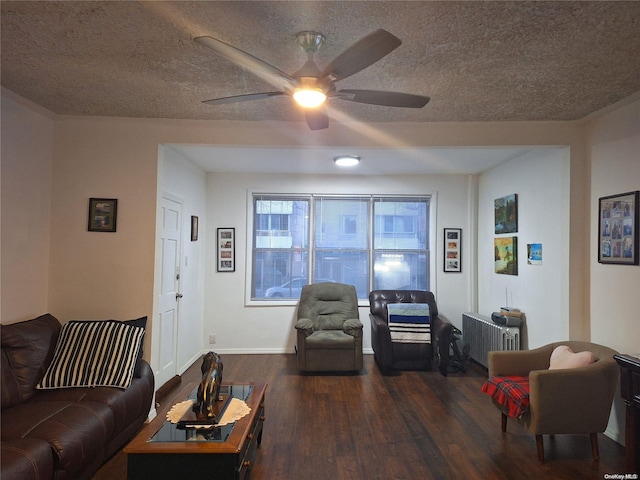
[{"xmin": 94, "ymin": 354, "xmax": 627, "ymax": 480}]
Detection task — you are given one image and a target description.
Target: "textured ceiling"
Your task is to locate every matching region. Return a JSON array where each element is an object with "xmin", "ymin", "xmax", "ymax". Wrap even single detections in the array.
[{"xmin": 2, "ymin": 1, "xmax": 640, "ymax": 126}]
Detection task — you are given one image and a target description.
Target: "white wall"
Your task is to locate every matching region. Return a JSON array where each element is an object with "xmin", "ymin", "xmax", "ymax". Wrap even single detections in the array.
[
  {"xmin": 587, "ymin": 99, "xmax": 640, "ymax": 445},
  {"xmin": 158, "ymin": 146, "xmax": 207, "ymax": 373},
  {"xmin": 0, "ymin": 93, "xmax": 54, "ymax": 322},
  {"xmin": 588, "ymin": 99, "xmax": 640, "ymax": 354},
  {"xmin": 204, "ymin": 171, "xmax": 472, "ymax": 354},
  {"xmin": 478, "ymin": 148, "xmax": 571, "ymax": 348}
]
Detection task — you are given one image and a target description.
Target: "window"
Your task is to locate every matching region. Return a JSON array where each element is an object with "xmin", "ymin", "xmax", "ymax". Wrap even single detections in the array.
[{"xmin": 251, "ymin": 194, "xmax": 430, "ymax": 300}]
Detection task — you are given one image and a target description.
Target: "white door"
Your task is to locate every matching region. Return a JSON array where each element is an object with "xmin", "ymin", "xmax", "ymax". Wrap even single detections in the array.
[{"xmin": 157, "ymin": 195, "xmax": 182, "ymax": 388}]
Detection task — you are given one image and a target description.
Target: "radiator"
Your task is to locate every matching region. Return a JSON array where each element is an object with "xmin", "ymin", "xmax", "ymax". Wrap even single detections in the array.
[{"xmin": 462, "ymin": 312, "xmax": 520, "ymax": 368}]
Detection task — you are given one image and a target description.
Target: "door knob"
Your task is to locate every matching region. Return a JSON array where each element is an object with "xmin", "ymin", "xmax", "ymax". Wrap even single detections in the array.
[{"xmin": 176, "ymin": 293, "xmax": 183, "ymax": 299}]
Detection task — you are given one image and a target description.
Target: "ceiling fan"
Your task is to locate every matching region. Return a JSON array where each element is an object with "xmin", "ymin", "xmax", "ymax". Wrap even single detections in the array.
[{"xmin": 194, "ymin": 29, "xmax": 430, "ymax": 131}]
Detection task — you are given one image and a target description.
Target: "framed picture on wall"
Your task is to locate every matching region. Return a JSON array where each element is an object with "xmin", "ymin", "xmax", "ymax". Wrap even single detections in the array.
[
  {"xmin": 598, "ymin": 190, "xmax": 639, "ymax": 265},
  {"xmin": 527, "ymin": 243, "xmax": 543, "ymax": 265},
  {"xmin": 495, "ymin": 236, "xmax": 518, "ymax": 275},
  {"xmin": 217, "ymin": 227, "xmax": 235, "ymax": 272},
  {"xmin": 191, "ymin": 216, "xmax": 199, "ymax": 241},
  {"xmin": 87, "ymin": 198, "xmax": 118, "ymax": 232},
  {"xmin": 443, "ymin": 228, "xmax": 462, "ymax": 272},
  {"xmin": 494, "ymin": 193, "xmax": 518, "ymax": 234}
]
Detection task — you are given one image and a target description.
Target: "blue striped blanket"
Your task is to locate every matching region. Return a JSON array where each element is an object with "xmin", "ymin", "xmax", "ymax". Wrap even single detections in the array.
[{"xmin": 387, "ymin": 303, "xmax": 431, "ymax": 344}]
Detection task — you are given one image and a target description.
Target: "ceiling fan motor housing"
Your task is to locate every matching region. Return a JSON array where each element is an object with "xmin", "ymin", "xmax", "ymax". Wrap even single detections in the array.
[{"xmin": 296, "ymin": 31, "xmax": 326, "ymax": 53}]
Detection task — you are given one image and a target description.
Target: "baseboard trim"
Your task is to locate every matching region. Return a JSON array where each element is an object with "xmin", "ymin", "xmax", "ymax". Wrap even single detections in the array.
[
  {"xmin": 201, "ymin": 348, "xmax": 375, "ymax": 355},
  {"xmin": 155, "ymin": 374, "xmax": 181, "ymax": 403}
]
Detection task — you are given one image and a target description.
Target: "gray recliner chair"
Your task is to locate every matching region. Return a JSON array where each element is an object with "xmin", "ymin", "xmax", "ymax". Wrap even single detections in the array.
[{"xmin": 295, "ymin": 283, "xmax": 363, "ymax": 372}]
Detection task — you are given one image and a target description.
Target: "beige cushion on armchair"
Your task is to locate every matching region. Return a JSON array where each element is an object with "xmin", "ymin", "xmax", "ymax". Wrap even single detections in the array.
[
  {"xmin": 487, "ymin": 340, "xmax": 619, "ymax": 463},
  {"xmin": 295, "ymin": 283, "xmax": 363, "ymax": 372}
]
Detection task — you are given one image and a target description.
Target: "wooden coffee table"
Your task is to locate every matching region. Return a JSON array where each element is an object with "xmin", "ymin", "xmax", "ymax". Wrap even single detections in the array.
[{"xmin": 125, "ymin": 382, "xmax": 266, "ymax": 480}]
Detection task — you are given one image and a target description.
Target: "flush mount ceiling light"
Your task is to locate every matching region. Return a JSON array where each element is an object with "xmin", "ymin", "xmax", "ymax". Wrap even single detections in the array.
[{"xmin": 334, "ymin": 155, "xmax": 360, "ymax": 167}]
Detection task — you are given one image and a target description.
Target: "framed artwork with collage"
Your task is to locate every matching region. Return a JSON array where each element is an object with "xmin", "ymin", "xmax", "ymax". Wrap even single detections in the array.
[
  {"xmin": 444, "ymin": 228, "xmax": 462, "ymax": 272},
  {"xmin": 598, "ymin": 191, "xmax": 638, "ymax": 265},
  {"xmin": 217, "ymin": 227, "xmax": 235, "ymax": 272}
]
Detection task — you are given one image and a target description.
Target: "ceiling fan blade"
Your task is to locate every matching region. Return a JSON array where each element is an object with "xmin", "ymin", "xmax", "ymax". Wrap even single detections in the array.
[
  {"xmin": 202, "ymin": 92, "xmax": 286, "ymax": 105},
  {"xmin": 195, "ymin": 36, "xmax": 294, "ymax": 90},
  {"xmin": 320, "ymin": 29, "xmax": 401, "ymax": 82},
  {"xmin": 337, "ymin": 89, "xmax": 430, "ymax": 108},
  {"xmin": 305, "ymin": 108, "xmax": 329, "ymax": 130}
]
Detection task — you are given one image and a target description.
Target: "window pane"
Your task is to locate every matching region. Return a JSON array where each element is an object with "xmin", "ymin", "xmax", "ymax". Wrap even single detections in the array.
[
  {"xmin": 253, "ymin": 196, "xmax": 310, "ymax": 300},
  {"xmin": 373, "ymin": 252, "xmax": 428, "ymax": 290},
  {"xmin": 374, "ymin": 199, "xmax": 427, "ymax": 250},
  {"xmin": 314, "ymin": 250, "xmax": 369, "ymax": 298},
  {"xmin": 255, "ymin": 198, "xmax": 309, "ymax": 249},
  {"xmin": 253, "ymin": 250, "xmax": 309, "ymax": 299},
  {"xmin": 315, "ymin": 198, "xmax": 369, "ymax": 249}
]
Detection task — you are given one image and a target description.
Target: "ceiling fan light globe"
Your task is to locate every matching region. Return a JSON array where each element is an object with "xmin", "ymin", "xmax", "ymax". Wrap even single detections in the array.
[{"xmin": 293, "ymin": 89, "xmax": 326, "ymax": 108}]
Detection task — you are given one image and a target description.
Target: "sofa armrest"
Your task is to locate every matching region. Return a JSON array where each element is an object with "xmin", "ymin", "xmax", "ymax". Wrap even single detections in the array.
[
  {"xmin": 343, "ymin": 319, "xmax": 363, "ymax": 338},
  {"xmin": 295, "ymin": 318, "xmax": 314, "ymax": 337},
  {"xmin": 431, "ymin": 315, "xmax": 453, "ymax": 376},
  {"xmin": 369, "ymin": 313, "xmax": 393, "ymax": 372},
  {"xmin": 488, "ymin": 344, "xmax": 554, "ymax": 378},
  {"xmin": 369, "ymin": 313, "xmax": 388, "ymax": 333},
  {"xmin": 528, "ymin": 361, "xmax": 619, "ymax": 434}
]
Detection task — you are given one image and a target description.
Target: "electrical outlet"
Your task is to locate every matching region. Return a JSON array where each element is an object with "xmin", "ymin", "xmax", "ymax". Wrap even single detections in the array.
[{"xmin": 209, "ymin": 334, "xmax": 216, "ymax": 345}]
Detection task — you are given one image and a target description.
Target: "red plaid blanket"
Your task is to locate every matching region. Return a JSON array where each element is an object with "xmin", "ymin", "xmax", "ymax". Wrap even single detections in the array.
[{"xmin": 481, "ymin": 375, "xmax": 530, "ymax": 418}]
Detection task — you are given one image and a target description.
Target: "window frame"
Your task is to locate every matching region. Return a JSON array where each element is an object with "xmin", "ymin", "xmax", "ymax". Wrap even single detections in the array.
[{"xmin": 246, "ymin": 191, "xmax": 436, "ymax": 306}]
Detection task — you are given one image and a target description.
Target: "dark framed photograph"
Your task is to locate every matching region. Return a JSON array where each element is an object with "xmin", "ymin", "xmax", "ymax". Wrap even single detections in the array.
[
  {"xmin": 444, "ymin": 228, "xmax": 462, "ymax": 273},
  {"xmin": 217, "ymin": 228, "xmax": 235, "ymax": 272},
  {"xmin": 598, "ymin": 190, "xmax": 639, "ymax": 265},
  {"xmin": 191, "ymin": 216, "xmax": 199, "ymax": 241},
  {"xmin": 88, "ymin": 198, "xmax": 117, "ymax": 232},
  {"xmin": 494, "ymin": 193, "xmax": 518, "ymax": 234}
]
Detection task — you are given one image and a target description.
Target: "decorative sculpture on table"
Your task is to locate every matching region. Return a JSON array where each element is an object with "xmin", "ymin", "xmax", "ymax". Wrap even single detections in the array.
[{"xmin": 193, "ymin": 351, "xmax": 224, "ymax": 420}]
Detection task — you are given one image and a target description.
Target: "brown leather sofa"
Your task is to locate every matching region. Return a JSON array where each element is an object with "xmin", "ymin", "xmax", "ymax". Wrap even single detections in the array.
[
  {"xmin": 1, "ymin": 313, "xmax": 155, "ymax": 480},
  {"xmin": 369, "ymin": 290, "xmax": 453, "ymax": 376}
]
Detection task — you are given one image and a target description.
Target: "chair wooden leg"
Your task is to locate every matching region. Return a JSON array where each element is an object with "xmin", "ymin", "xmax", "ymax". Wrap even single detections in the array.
[
  {"xmin": 501, "ymin": 412, "xmax": 508, "ymax": 432},
  {"xmin": 590, "ymin": 433, "xmax": 600, "ymax": 462},
  {"xmin": 536, "ymin": 435, "xmax": 545, "ymax": 463}
]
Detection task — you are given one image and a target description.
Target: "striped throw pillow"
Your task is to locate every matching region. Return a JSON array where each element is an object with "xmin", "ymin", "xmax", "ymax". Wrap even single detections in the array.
[{"xmin": 37, "ymin": 320, "xmax": 144, "ymax": 390}]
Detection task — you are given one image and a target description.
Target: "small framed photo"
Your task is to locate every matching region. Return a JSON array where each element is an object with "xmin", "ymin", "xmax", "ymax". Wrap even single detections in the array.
[
  {"xmin": 527, "ymin": 243, "xmax": 542, "ymax": 265},
  {"xmin": 598, "ymin": 191, "xmax": 639, "ymax": 265},
  {"xmin": 217, "ymin": 227, "xmax": 235, "ymax": 272},
  {"xmin": 191, "ymin": 216, "xmax": 199, "ymax": 241},
  {"xmin": 88, "ymin": 198, "xmax": 117, "ymax": 232},
  {"xmin": 444, "ymin": 228, "xmax": 462, "ymax": 273}
]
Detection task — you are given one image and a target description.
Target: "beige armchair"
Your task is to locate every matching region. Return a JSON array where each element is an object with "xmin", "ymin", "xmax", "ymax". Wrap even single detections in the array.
[
  {"xmin": 487, "ymin": 341, "xmax": 619, "ymax": 463},
  {"xmin": 295, "ymin": 283, "xmax": 363, "ymax": 372}
]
